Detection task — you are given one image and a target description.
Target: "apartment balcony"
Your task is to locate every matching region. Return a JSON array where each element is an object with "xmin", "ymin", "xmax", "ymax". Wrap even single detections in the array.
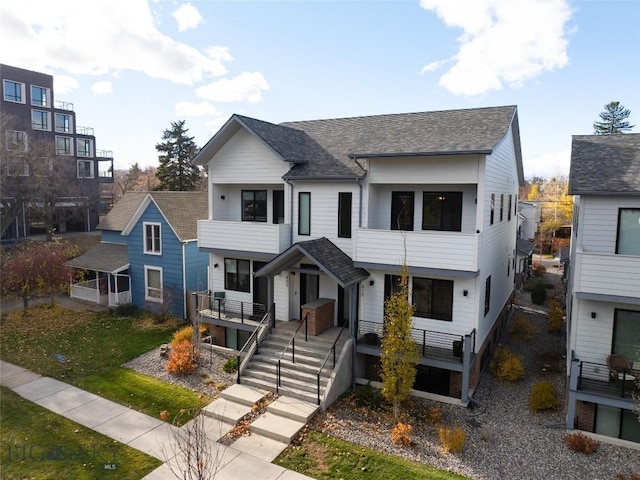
[
  {"xmin": 573, "ymin": 360, "xmax": 639, "ymax": 402},
  {"xmin": 575, "ymin": 252, "xmax": 640, "ymax": 299},
  {"xmin": 97, "ymin": 156, "xmax": 114, "ymax": 183},
  {"xmin": 76, "ymin": 126, "xmax": 95, "ymax": 136},
  {"xmin": 55, "ymin": 100, "xmax": 74, "ymax": 111},
  {"xmin": 198, "ymin": 220, "xmax": 291, "ymax": 255},
  {"xmin": 354, "ymin": 228, "xmax": 479, "ymax": 272}
]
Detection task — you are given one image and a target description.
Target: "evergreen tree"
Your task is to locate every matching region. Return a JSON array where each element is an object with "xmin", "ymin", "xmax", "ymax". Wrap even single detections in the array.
[
  {"xmin": 155, "ymin": 120, "xmax": 201, "ymax": 191},
  {"xmin": 593, "ymin": 101, "xmax": 634, "ymax": 134}
]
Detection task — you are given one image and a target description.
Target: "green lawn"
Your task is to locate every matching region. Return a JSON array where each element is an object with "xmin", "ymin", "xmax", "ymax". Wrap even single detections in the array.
[
  {"xmin": 0, "ymin": 305, "xmax": 210, "ymax": 424},
  {"xmin": 0, "ymin": 386, "xmax": 162, "ymax": 479},
  {"xmin": 275, "ymin": 430, "xmax": 470, "ymax": 480}
]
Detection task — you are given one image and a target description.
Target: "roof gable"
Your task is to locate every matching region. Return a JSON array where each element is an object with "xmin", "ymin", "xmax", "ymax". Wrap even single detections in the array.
[{"xmin": 97, "ymin": 192, "xmax": 146, "ymax": 232}]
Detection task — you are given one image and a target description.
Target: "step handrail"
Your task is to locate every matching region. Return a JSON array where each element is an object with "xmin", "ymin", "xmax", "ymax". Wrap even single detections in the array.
[
  {"xmin": 315, "ymin": 327, "xmax": 346, "ymax": 405},
  {"xmin": 276, "ymin": 312, "xmax": 310, "ymax": 392},
  {"xmin": 237, "ymin": 303, "xmax": 274, "ymax": 385}
]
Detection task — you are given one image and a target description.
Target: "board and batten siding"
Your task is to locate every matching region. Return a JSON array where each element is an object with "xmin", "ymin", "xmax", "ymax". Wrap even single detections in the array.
[
  {"xmin": 128, "ymin": 203, "xmax": 185, "ymax": 317},
  {"xmin": 577, "ymin": 195, "xmax": 640, "ymax": 254}
]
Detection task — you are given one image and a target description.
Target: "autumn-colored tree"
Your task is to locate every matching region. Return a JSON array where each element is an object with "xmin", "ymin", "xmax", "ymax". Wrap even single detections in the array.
[
  {"xmin": 0, "ymin": 240, "xmax": 80, "ymax": 310},
  {"xmin": 380, "ymin": 264, "xmax": 420, "ymax": 419}
]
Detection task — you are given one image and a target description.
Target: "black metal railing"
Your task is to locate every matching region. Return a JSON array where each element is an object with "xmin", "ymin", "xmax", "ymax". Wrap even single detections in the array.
[
  {"xmin": 276, "ymin": 312, "xmax": 310, "ymax": 393},
  {"xmin": 315, "ymin": 327, "xmax": 346, "ymax": 405},
  {"xmin": 236, "ymin": 304, "xmax": 274, "ymax": 384},
  {"xmin": 577, "ymin": 361, "xmax": 639, "ymax": 399},
  {"xmin": 196, "ymin": 291, "xmax": 267, "ymax": 325}
]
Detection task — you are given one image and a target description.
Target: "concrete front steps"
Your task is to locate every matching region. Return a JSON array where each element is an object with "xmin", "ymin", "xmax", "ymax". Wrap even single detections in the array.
[{"xmin": 239, "ymin": 326, "xmax": 347, "ymax": 404}]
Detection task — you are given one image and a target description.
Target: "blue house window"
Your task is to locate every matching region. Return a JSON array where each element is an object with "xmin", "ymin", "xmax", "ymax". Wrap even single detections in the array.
[
  {"xmin": 145, "ymin": 266, "xmax": 163, "ymax": 302},
  {"xmin": 144, "ymin": 222, "xmax": 161, "ymax": 255}
]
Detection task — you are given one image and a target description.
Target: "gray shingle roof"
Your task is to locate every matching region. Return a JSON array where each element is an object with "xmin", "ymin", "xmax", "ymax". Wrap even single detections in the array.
[
  {"xmin": 569, "ymin": 134, "xmax": 640, "ymax": 195},
  {"xmin": 148, "ymin": 192, "xmax": 208, "ymax": 241},
  {"xmin": 65, "ymin": 242, "xmax": 128, "ymax": 273},
  {"xmin": 97, "ymin": 192, "xmax": 146, "ymax": 231}
]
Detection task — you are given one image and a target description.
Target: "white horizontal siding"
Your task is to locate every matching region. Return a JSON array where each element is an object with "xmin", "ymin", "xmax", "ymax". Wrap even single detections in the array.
[
  {"xmin": 367, "ymin": 155, "xmax": 480, "ymax": 184},
  {"xmin": 210, "ymin": 185, "xmax": 286, "ymax": 223},
  {"xmin": 572, "ymin": 298, "xmax": 615, "ymax": 365},
  {"xmin": 575, "ymin": 253, "xmax": 640, "ymax": 297},
  {"xmin": 199, "ymin": 220, "xmax": 290, "ymax": 254},
  {"xmin": 579, "ymin": 196, "xmax": 640, "ymax": 253}
]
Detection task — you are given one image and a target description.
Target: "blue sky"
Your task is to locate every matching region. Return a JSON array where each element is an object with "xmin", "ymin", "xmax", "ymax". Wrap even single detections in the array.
[{"xmin": 1, "ymin": 0, "xmax": 638, "ymax": 178}]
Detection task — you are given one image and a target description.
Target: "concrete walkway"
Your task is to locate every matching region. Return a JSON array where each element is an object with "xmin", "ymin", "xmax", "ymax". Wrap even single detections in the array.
[{"xmin": 0, "ymin": 360, "xmax": 313, "ymax": 480}]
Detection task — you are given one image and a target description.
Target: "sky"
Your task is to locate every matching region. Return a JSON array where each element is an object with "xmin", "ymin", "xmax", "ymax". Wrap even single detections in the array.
[{"xmin": 1, "ymin": 0, "xmax": 638, "ymax": 179}]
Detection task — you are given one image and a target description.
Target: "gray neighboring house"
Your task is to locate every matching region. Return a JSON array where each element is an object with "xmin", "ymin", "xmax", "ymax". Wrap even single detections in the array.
[{"xmin": 566, "ymin": 133, "xmax": 640, "ymax": 445}]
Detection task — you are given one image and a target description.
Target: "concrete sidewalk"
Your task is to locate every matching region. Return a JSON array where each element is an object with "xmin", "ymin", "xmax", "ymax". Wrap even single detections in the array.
[{"xmin": 0, "ymin": 360, "xmax": 313, "ymax": 480}]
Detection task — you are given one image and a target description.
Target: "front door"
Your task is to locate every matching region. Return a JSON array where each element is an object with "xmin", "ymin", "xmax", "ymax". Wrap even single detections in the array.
[
  {"xmin": 253, "ymin": 261, "xmax": 268, "ymax": 308},
  {"xmin": 300, "ymin": 263, "xmax": 319, "ymax": 318}
]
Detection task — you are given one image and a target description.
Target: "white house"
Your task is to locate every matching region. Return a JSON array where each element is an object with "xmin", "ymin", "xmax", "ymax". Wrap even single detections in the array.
[
  {"xmin": 193, "ymin": 106, "xmax": 523, "ymax": 406},
  {"xmin": 566, "ymin": 133, "xmax": 640, "ymax": 444}
]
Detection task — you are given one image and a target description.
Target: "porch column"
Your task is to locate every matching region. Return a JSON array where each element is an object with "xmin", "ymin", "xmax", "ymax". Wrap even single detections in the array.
[
  {"xmin": 566, "ymin": 358, "xmax": 580, "ymax": 430},
  {"xmin": 267, "ymin": 274, "xmax": 275, "ymax": 326},
  {"xmin": 95, "ymin": 270, "xmax": 100, "ymax": 304},
  {"xmin": 108, "ymin": 273, "xmax": 113, "ymax": 306},
  {"xmin": 461, "ymin": 333, "xmax": 472, "ymax": 403}
]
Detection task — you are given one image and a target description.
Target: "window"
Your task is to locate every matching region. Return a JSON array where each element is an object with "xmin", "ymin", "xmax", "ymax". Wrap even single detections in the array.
[
  {"xmin": 514, "ymin": 194, "xmax": 518, "ymax": 216},
  {"xmin": 144, "ymin": 222, "xmax": 161, "ymax": 254},
  {"xmin": 384, "ymin": 274, "xmax": 403, "ymax": 318},
  {"xmin": 31, "ymin": 110, "xmax": 50, "ymax": 130},
  {"xmin": 225, "ymin": 258, "xmax": 250, "ymax": 292},
  {"xmin": 484, "ymin": 275, "xmax": 491, "ymax": 316},
  {"xmin": 77, "ymin": 160, "xmax": 94, "ymax": 178},
  {"xmin": 273, "ymin": 190, "xmax": 285, "ymax": 224},
  {"xmin": 55, "ymin": 113, "xmax": 72, "ymax": 133},
  {"xmin": 391, "ymin": 191, "xmax": 414, "ymax": 231},
  {"xmin": 500, "ymin": 194, "xmax": 504, "ymax": 222},
  {"xmin": 338, "ymin": 192, "xmax": 352, "ymax": 238},
  {"xmin": 145, "ymin": 266, "xmax": 163, "ymax": 302},
  {"xmin": 77, "ymin": 138, "xmax": 93, "ymax": 157},
  {"xmin": 2, "ymin": 159, "xmax": 29, "ymax": 177},
  {"xmin": 412, "ymin": 277, "xmax": 454, "ymax": 321},
  {"xmin": 508, "ymin": 194, "xmax": 512, "ymax": 221},
  {"xmin": 422, "ymin": 192, "xmax": 462, "ymax": 231},
  {"xmin": 30, "ymin": 85, "xmax": 49, "ymax": 107},
  {"xmin": 612, "ymin": 309, "xmax": 640, "ymax": 361},
  {"xmin": 298, "ymin": 192, "xmax": 311, "ymax": 235},
  {"xmin": 55, "ymin": 136, "xmax": 72, "ymax": 155},
  {"xmin": 3, "ymin": 79, "xmax": 24, "ymax": 103},
  {"xmin": 242, "ymin": 190, "xmax": 267, "ymax": 222},
  {"xmin": 616, "ymin": 209, "xmax": 640, "ymax": 255},
  {"xmin": 6, "ymin": 131, "xmax": 27, "ymax": 151},
  {"xmin": 490, "ymin": 194, "xmax": 495, "ymax": 225}
]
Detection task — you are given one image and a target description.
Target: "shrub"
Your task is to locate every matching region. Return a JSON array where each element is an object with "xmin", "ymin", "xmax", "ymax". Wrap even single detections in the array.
[
  {"xmin": 490, "ymin": 347, "xmax": 525, "ymax": 381},
  {"xmin": 112, "ymin": 303, "xmax": 138, "ymax": 317},
  {"xmin": 391, "ymin": 422, "xmax": 412, "ymax": 446},
  {"xmin": 547, "ymin": 302, "xmax": 564, "ymax": 332},
  {"xmin": 438, "ymin": 426, "xmax": 466, "ymax": 453},
  {"xmin": 509, "ymin": 314, "xmax": 539, "ymax": 340},
  {"xmin": 353, "ymin": 383, "xmax": 384, "ymax": 409},
  {"xmin": 531, "ymin": 282, "xmax": 547, "ymax": 305},
  {"xmin": 172, "ymin": 326, "xmax": 195, "ymax": 345},
  {"xmin": 427, "ymin": 406, "xmax": 443, "ymax": 426},
  {"xmin": 522, "ymin": 282, "xmax": 536, "ymax": 292},
  {"xmin": 530, "ymin": 381, "xmax": 558, "ymax": 411},
  {"xmin": 564, "ymin": 431, "xmax": 598, "ymax": 454},
  {"xmin": 222, "ymin": 357, "xmax": 239, "ymax": 374},
  {"xmin": 166, "ymin": 340, "xmax": 196, "ymax": 375},
  {"xmin": 532, "ymin": 263, "xmax": 547, "ymax": 277}
]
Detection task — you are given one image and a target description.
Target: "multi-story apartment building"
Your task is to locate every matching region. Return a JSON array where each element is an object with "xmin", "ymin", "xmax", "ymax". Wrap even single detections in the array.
[
  {"xmin": 0, "ymin": 64, "xmax": 114, "ymax": 241},
  {"xmin": 566, "ymin": 133, "xmax": 640, "ymax": 444},
  {"xmin": 193, "ymin": 106, "xmax": 523, "ymax": 405}
]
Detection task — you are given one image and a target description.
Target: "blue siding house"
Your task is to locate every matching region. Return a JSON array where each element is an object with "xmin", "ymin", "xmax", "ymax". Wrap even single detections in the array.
[{"xmin": 68, "ymin": 191, "xmax": 208, "ymax": 318}]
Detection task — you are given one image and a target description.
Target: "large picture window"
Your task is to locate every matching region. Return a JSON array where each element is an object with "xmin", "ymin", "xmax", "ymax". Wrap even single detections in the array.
[
  {"xmin": 77, "ymin": 138, "xmax": 93, "ymax": 157},
  {"xmin": 338, "ymin": 192, "xmax": 352, "ymax": 238},
  {"xmin": 144, "ymin": 222, "xmax": 161, "ymax": 254},
  {"xmin": 412, "ymin": 277, "xmax": 453, "ymax": 321},
  {"xmin": 145, "ymin": 266, "xmax": 163, "ymax": 302},
  {"xmin": 298, "ymin": 192, "xmax": 311, "ymax": 235},
  {"xmin": 422, "ymin": 192, "xmax": 462, "ymax": 231},
  {"xmin": 30, "ymin": 85, "xmax": 50, "ymax": 107},
  {"xmin": 391, "ymin": 191, "xmax": 414, "ymax": 231},
  {"xmin": 242, "ymin": 190, "xmax": 267, "ymax": 222},
  {"xmin": 55, "ymin": 113, "xmax": 72, "ymax": 133},
  {"xmin": 616, "ymin": 209, "xmax": 640, "ymax": 255},
  {"xmin": 77, "ymin": 160, "xmax": 94, "ymax": 178},
  {"xmin": 3, "ymin": 79, "xmax": 24, "ymax": 103},
  {"xmin": 31, "ymin": 110, "xmax": 50, "ymax": 130},
  {"xmin": 612, "ymin": 309, "xmax": 640, "ymax": 361},
  {"xmin": 56, "ymin": 136, "xmax": 72, "ymax": 155},
  {"xmin": 225, "ymin": 258, "xmax": 250, "ymax": 292}
]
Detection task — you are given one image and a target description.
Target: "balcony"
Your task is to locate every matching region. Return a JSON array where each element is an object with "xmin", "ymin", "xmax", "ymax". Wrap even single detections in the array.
[
  {"xmin": 55, "ymin": 100, "xmax": 74, "ymax": 111},
  {"xmin": 575, "ymin": 360, "xmax": 639, "ymax": 400},
  {"xmin": 355, "ymin": 228, "xmax": 479, "ymax": 272},
  {"xmin": 96, "ymin": 149, "xmax": 113, "ymax": 159},
  {"xmin": 76, "ymin": 126, "xmax": 94, "ymax": 136},
  {"xmin": 97, "ymin": 158, "xmax": 114, "ymax": 183},
  {"xmin": 575, "ymin": 252, "xmax": 640, "ymax": 299},
  {"xmin": 198, "ymin": 220, "xmax": 291, "ymax": 255}
]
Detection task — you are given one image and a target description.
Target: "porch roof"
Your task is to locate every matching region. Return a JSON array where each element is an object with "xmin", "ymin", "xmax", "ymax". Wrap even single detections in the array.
[
  {"xmin": 254, "ymin": 237, "xmax": 369, "ymax": 288},
  {"xmin": 66, "ymin": 242, "xmax": 129, "ymax": 274}
]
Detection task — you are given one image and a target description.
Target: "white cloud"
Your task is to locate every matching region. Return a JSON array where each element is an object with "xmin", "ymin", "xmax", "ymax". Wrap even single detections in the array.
[
  {"xmin": 420, "ymin": 0, "xmax": 572, "ymax": 96},
  {"xmin": 172, "ymin": 3, "xmax": 204, "ymax": 32},
  {"xmin": 196, "ymin": 72, "xmax": 269, "ymax": 103},
  {"xmin": 524, "ymin": 148, "xmax": 570, "ymax": 179},
  {"xmin": 54, "ymin": 75, "xmax": 79, "ymax": 95},
  {"xmin": 0, "ymin": 0, "xmax": 227, "ymax": 85},
  {"xmin": 176, "ymin": 101, "xmax": 220, "ymax": 117},
  {"xmin": 205, "ymin": 46, "xmax": 233, "ymax": 63},
  {"xmin": 91, "ymin": 81, "xmax": 113, "ymax": 96}
]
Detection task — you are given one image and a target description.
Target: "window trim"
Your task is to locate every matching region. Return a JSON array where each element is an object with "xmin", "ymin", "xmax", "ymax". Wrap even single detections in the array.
[
  {"xmin": 30, "ymin": 85, "xmax": 50, "ymax": 107},
  {"xmin": 76, "ymin": 138, "xmax": 93, "ymax": 157},
  {"xmin": 77, "ymin": 159, "xmax": 94, "ymax": 179},
  {"xmin": 143, "ymin": 222, "xmax": 162, "ymax": 255},
  {"xmin": 6, "ymin": 130, "xmax": 27, "ymax": 151},
  {"xmin": 298, "ymin": 192, "xmax": 311, "ymax": 236},
  {"xmin": 224, "ymin": 258, "xmax": 251, "ymax": 293},
  {"xmin": 242, "ymin": 189, "xmax": 268, "ymax": 222},
  {"xmin": 412, "ymin": 276, "xmax": 454, "ymax": 321},
  {"xmin": 31, "ymin": 109, "xmax": 51, "ymax": 131},
  {"xmin": 421, "ymin": 191, "xmax": 463, "ymax": 232},
  {"xmin": 484, "ymin": 275, "xmax": 491, "ymax": 316},
  {"xmin": 338, "ymin": 192, "xmax": 352, "ymax": 238},
  {"xmin": 3, "ymin": 79, "xmax": 25, "ymax": 103},
  {"xmin": 144, "ymin": 265, "xmax": 163, "ymax": 302},
  {"xmin": 55, "ymin": 113, "xmax": 73, "ymax": 133},
  {"xmin": 55, "ymin": 135, "xmax": 73, "ymax": 156}
]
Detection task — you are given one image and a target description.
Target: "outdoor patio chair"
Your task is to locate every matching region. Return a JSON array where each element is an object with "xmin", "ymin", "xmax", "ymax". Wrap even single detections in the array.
[{"xmin": 606, "ymin": 354, "xmax": 634, "ymax": 381}]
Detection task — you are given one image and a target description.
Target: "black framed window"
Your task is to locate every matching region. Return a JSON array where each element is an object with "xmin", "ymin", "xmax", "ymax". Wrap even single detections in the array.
[
  {"xmin": 412, "ymin": 277, "xmax": 453, "ymax": 321},
  {"xmin": 508, "ymin": 194, "xmax": 512, "ymax": 221},
  {"xmin": 484, "ymin": 275, "xmax": 491, "ymax": 316},
  {"xmin": 273, "ymin": 190, "xmax": 285, "ymax": 224},
  {"xmin": 224, "ymin": 258, "xmax": 250, "ymax": 292},
  {"xmin": 242, "ymin": 190, "xmax": 267, "ymax": 222},
  {"xmin": 391, "ymin": 191, "xmax": 414, "ymax": 231},
  {"xmin": 612, "ymin": 309, "xmax": 640, "ymax": 360},
  {"xmin": 616, "ymin": 209, "xmax": 640, "ymax": 255},
  {"xmin": 500, "ymin": 194, "xmax": 504, "ymax": 222},
  {"xmin": 299, "ymin": 192, "xmax": 311, "ymax": 235},
  {"xmin": 490, "ymin": 194, "xmax": 495, "ymax": 225},
  {"xmin": 422, "ymin": 192, "xmax": 462, "ymax": 231},
  {"xmin": 338, "ymin": 192, "xmax": 352, "ymax": 238}
]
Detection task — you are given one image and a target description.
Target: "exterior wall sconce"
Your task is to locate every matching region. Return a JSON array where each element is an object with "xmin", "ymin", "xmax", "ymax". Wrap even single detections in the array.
[
  {"xmin": 463, "ymin": 290, "xmax": 468, "ymax": 296},
  {"xmin": 213, "ymin": 263, "xmax": 219, "ymax": 268},
  {"xmin": 220, "ymin": 195, "xmax": 225, "ymax": 200},
  {"xmin": 591, "ymin": 312, "xmax": 597, "ymax": 319},
  {"xmin": 369, "ymin": 280, "xmax": 375, "ymax": 286}
]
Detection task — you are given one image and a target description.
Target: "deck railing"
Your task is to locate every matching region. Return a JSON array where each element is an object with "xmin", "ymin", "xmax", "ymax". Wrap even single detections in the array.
[
  {"xmin": 577, "ymin": 361, "xmax": 639, "ymax": 399},
  {"xmin": 70, "ymin": 279, "xmax": 99, "ymax": 303},
  {"xmin": 196, "ymin": 291, "xmax": 268, "ymax": 325}
]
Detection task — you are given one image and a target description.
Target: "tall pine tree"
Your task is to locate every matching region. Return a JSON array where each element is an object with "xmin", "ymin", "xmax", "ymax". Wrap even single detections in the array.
[
  {"xmin": 155, "ymin": 120, "xmax": 201, "ymax": 191},
  {"xmin": 593, "ymin": 101, "xmax": 634, "ymax": 135}
]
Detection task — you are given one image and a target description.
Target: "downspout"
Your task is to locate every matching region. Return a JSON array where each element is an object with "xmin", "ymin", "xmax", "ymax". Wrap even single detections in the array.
[{"xmin": 182, "ymin": 241, "xmax": 187, "ymax": 319}]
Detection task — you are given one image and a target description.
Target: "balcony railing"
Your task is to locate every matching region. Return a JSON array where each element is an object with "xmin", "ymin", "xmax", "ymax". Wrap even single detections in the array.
[
  {"xmin": 198, "ymin": 220, "xmax": 291, "ymax": 255},
  {"xmin": 196, "ymin": 291, "xmax": 267, "ymax": 326},
  {"xmin": 577, "ymin": 361, "xmax": 639, "ymax": 399},
  {"xmin": 357, "ymin": 319, "xmax": 475, "ymax": 363},
  {"xmin": 76, "ymin": 126, "xmax": 94, "ymax": 136},
  {"xmin": 55, "ymin": 100, "xmax": 74, "ymax": 111},
  {"xmin": 96, "ymin": 150, "xmax": 113, "ymax": 158}
]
